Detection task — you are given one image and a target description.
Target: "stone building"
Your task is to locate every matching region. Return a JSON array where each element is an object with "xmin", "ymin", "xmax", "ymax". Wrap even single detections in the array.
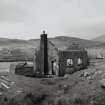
[{"xmin": 34, "ymin": 32, "xmax": 88, "ymax": 77}]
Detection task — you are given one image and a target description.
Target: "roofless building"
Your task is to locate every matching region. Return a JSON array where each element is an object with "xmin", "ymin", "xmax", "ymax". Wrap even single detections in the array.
[{"xmin": 34, "ymin": 31, "xmax": 88, "ymax": 77}]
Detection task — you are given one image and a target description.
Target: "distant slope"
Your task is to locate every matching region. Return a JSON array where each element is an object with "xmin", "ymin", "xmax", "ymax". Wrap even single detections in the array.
[
  {"xmin": 0, "ymin": 36, "xmax": 102, "ymax": 61},
  {"xmin": 0, "ymin": 36, "xmax": 102, "ymax": 49},
  {"xmin": 30, "ymin": 36, "xmax": 102, "ymax": 50},
  {"xmin": 53, "ymin": 36, "xmax": 102, "ymax": 49},
  {"xmin": 0, "ymin": 38, "xmax": 35, "ymax": 48},
  {"xmin": 93, "ymin": 34, "xmax": 105, "ymax": 43}
]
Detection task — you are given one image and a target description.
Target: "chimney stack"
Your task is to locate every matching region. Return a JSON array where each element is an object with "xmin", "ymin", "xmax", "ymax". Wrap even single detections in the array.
[{"xmin": 40, "ymin": 31, "xmax": 48, "ymax": 75}]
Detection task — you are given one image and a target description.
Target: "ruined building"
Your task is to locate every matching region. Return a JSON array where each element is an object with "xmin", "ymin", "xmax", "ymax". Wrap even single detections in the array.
[{"xmin": 34, "ymin": 32, "xmax": 88, "ymax": 77}]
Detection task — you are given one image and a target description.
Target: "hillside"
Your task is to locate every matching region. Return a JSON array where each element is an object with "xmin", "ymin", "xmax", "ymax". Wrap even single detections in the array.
[
  {"xmin": 0, "ymin": 36, "xmax": 102, "ymax": 61},
  {"xmin": 53, "ymin": 36, "xmax": 103, "ymax": 48},
  {"xmin": 30, "ymin": 36, "xmax": 102, "ymax": 50},
  {"xmin": 93, "ymin": 34, "xmax": 105, "ymax": 43},
  {"xmin": 0, "ymin": 38, "xmax": 34, "ymax": 48},
  {"xmin": 0, "ymin": 36, "xmax": 102, "ymax": 49}
]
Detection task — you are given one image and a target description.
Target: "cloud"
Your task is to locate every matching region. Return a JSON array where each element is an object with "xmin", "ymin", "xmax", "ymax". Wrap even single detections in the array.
[{"xmin": 0, "ymin": 0, "xmax": 105, "ymax": 39}]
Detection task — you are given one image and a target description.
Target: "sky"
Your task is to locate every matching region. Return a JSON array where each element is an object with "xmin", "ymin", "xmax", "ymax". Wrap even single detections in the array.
[{"xmin": 0, "ymin": 0, "xmax": 105, "ymax": 40}]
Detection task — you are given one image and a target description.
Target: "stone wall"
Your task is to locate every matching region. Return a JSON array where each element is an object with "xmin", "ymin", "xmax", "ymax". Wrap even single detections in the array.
[
  {"xmin": 35, "ymin": 40, "xmax": 59, "ymax": 75},
  {"xmin": 48, "ymin": 41, "xmax": 59, "ymax": 75},
  {"xmin": 58, "ymin": 50, "xmax": 88, "ymax": 76}
]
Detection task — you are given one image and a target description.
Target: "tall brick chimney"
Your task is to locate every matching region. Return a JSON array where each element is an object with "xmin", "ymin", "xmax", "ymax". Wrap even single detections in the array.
[{"xmin": 40, "ymin": 31, "xmax": 48, "ymax": 75}]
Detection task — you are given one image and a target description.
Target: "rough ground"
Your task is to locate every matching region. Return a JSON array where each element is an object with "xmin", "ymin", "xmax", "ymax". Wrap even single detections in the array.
[{"xmin": 1, "ymin": 59, "xmax": 105, "ymax": 105}]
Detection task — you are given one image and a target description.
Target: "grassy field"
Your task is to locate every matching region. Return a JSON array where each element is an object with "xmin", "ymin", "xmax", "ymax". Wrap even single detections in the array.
[{"xmin": 0, "ymin": 59, "xmax": 104, "ymax": 105}]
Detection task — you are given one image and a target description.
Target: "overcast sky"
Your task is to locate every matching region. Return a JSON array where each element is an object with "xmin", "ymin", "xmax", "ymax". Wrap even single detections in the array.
[{"xmin": 0, "ymin": 0, "xmax": 105, "ymax": 39}]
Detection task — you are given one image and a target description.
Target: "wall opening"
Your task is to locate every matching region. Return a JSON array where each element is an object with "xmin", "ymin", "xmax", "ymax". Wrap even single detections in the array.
[
  {"xmin": 51, "ymin": 60, "xmax": 59, "ymax": 76},
  {"xmin": 67, "ymin": 59, "xmax": 73, "ymax": 66},
  {"xmin": 77, "ymin": 58, "xmax": 82, "ymax": 65}
]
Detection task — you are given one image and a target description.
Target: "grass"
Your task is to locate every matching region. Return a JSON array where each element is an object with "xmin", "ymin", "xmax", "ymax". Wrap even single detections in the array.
[{"xmin": 0, "ymin": 59, "xmax": 105, "ymax": 105}]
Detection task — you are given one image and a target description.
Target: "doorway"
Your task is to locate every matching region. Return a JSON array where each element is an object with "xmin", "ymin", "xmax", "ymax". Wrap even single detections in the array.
[{"xmin": 51, "ymin": 60, "xmax": 59, "ymax": 76}]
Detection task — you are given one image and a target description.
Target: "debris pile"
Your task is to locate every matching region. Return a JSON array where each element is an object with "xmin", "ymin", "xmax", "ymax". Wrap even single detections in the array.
[
  {"xmin": 79, "ymin": 68, "xmax": 103, "ymax": 80},
  {"xmin": 99, "ymin": 79, "xmax": 105, "ymax": 88},
  {"xmin": 0, "ymin": 75, "xmax": 15, "ymax": 94}
]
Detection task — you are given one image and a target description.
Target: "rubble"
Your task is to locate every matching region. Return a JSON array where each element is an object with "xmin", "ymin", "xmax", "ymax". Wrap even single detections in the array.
[
  {"xmin": 80, "ymin": 71, "xmax": 95, "ymax": 78},
  {"xmin": 64, "ymin": 74, "xmax": 70, "ymax": 78},
  {"xmin": 1, "ymin": 82, "xmax": 10, "ymax": 89},
  {"xmin": 0, "ymin": 75, "xmax": 15, "ymax": 93},
  {"xmin": 0, "ymin": 76, "xmax": 11, "ymax": 82},
  {"xmin": 99, "ymin": 79, "xmax": 105, "ymax": 88},
  {"xmin": 0, "ymin": 92, "xmax": 3, "ymax": 96},
  {"xmin": 16, "ymin": 89, "xmax": 24, "ymax": 94},
  {"xmin": 79, "ymin": 68, "xmax": 104, "ymax": 80}
]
